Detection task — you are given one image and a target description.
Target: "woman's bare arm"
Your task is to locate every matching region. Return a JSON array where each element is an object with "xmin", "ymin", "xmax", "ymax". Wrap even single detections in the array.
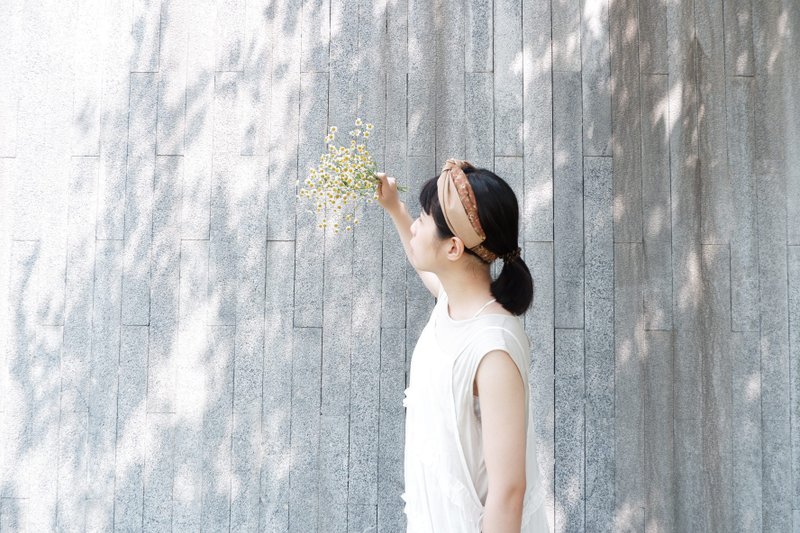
[
  {"xmin": 475, "ymin": 349, "xmax": 527, "ymax": 532},
  {"xmin": 375, "ymin": 173, "xmax": 440, "ymax": 298}
]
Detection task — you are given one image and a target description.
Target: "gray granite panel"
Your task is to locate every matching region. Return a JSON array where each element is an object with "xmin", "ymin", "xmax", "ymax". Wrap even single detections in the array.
[
  {"xmin": 131, "ymin": 0, "xmax": 161, "ymax": 72},
  {"xmin": 673, "ymin": 328, "xmax": 702, "ymax": 421},
  {"xmin": 231, "ymin": 408, "xmax": 262, "ymax": 532},
  {"xmin": 157, "ymin": 0, "xmax": 188, "ymax": 156},
  {"xmin": 114, "ymin": 325, "xmax": 148, "ymax": 532},
  {"xmin": 724, "ymin": 0, "xmax": 754, "ymax": 76},
  {"xmin": 586, "ymin": 415, "xmax": 614, "ymax": 533},
  {"xmin": 465, "ymin": 72, "xmax": 495, "ymax": 170},
  {"xmin": 727, "ymin": 77, "xmax": 759, "ymax": 332},
  {"xmin": 522, "ymin": 0, "xmax": 553, "ymax": 242},
  {"xmin": 551, "ymin": 0, "xmax": 581, "ymax": 71},
  {"xmin": 584, "ymin": 157, "xmax": 614, "ymax": 422},
  {"xmin": 289, "ymin": 446, "xmax": 319, "ymax": 532},
  {"xmin": 730, "ymin": 331, "xmax": 763, "ymax": 533},
  {"xmin": 581, "ymin": 0, "xmax": 612, "ymax": 156},
  {"xmin": 97, "ymin": 0, "xmax": 134, "ymax": 240},
  {"xmin": 295, "ymin": 72, "xmax": 327, "ymax": 328},
  {"xmin": 674, "ymin": 417, "xmax": 705, "ymax": 532},
  {"xmin": 638, "ymin": 0, "xmax": 667, "ymax": 74},
  {"xmin": 610, "ymin": 0, "xmax": 643, "ymax": 244},
  {"xmin": 57, "ymin": 412, "xmax": 89, "ymax": 531},
  {"xmin": 752, "ymin": 0, "xmax": 786, "ymax": 161},
  {"xmin": 123, "ymin": 72, "xmax": 157, "ymax": 326},
  {"xmin": 493, "ymin": 0, "xmax": 523, "ymax": 156},
  {"xmin": 641, "ymin": 74, "xmax": 673, "ymax": 331},
  {"xmin": 143, "ymin": 412, "xmax": 174, "ymax": 533},
  {"xmin": 266, "ymin": 0, "xmax": 302, "ymax": 241},
  {"xmin": 762, "ymin": 416, "xmax": 792, "ymax": 532},
  {"xmin": 71, "ymin": 0, "xmax": 103, "ymax": 156},
  {"xmin": 241, "ymin": 0, "xmax": 273, "ymax": 156},
  {"xmin": 261, "ymin": 451, "xmax": 291, "ymax": 532},
  {"xmin": 378, "ymin": 327, "xmax": 405, "ymax": 522},
  {"xmin": 61, "ymin": 159, "xmax": 98, "ymax": 413},
  {"xmin": 522, "ymin": 242, "xmax": 555, "ymax": 522},
  {"xmin": 201, "ymin": 326, "xmax": 234, "ymax": 532},
  {"xmin": 466, "ymin": 0, "xmax": 492, "ymax": 72},
  {"xmin": 696, "ymin": 0, "xmax": 733, "ymax": 245},
  {"xmin": 215, "ymin": 0, "xmax": 245, "ymax": 72},
  {"xmin": 319, "ymin": 415, "xmax": 349, "ymax": 527},
  {"xmin": 348, "ymin": 504, "xmax": 377, "ymax": 532},
  {"xmin": 790, "ymin": 246, "xmax": 800, "ymax": 509},
  {"xmin": 0, "ymin": 0, "xmax": 18, "ymax": 157},
  {"xmin": 553, "ymin": 71, "xmax": 584, "ymax": 329},
  {"xmin": 554, "ymin": 328, "xmax": 584, "ymax": 533},
  {"xmin": 182, "ymin": 0, "xmax": 215, "ymax": 240},
  {"xmin": 208, "ymin": 153, "xmax": 238, "ymax": 326},
  {"xmin": 700, "ymin": 244, "xmax": 734, "ymax": 531},
  {"xmin": 407, "ymin": 0, "xmax": 435, "ymax": 157},
  {"xmin": 300, "ymin": 0, "xmax": 329, "ymax": 73},
  {"xmin": 614, "ymin": 242, "xmax": 645, "ymax": 529}
]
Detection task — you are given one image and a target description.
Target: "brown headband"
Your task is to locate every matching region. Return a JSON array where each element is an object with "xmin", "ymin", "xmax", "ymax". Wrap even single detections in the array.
[{"xmin": 436, "ymin": 158, "xmax": 498, "ymax": 263}]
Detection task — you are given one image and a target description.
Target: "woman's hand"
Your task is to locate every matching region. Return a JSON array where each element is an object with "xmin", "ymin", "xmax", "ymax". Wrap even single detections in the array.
[{"xmin": 375, "ymin": 172, "xmax": 402, "ymax": 215}]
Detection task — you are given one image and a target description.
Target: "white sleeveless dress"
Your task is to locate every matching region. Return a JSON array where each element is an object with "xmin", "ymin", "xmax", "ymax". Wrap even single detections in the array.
[{"xmin": 401, "ymin": 285, "xmax": 549, "ymax": 532}]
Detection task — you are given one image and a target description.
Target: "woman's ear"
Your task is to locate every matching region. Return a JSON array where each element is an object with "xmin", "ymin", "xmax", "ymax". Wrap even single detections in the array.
[{"xmin": 445, "ymin": 236, "xmax": 465, "ymax": 261}]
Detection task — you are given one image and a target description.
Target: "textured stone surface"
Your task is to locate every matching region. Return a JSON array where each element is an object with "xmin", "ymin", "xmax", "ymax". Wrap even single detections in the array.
[{"xmin": 2, "ymin": 1, "xmax": 797, "ymax": 531}]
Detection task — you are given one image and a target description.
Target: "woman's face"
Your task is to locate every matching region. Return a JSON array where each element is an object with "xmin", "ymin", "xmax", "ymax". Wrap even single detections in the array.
[{"xmin": 409, "ymin": 209, "xmax": 442, "ymax": 272}]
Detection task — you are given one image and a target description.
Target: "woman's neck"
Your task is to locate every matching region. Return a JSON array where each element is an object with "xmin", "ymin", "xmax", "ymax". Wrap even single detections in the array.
[{"xmin": 437, "ymin": 266, "xmax": 494, "ymax": 319}]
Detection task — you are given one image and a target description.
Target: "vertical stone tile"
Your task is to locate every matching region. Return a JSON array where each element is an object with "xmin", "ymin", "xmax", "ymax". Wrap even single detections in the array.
[
  {"xmin": 699, "ymin": 245, "xmax": 734, "ymax": 530},
  {"xmin": 114, "ymin": 326, "xmax": 148, "ymax": 532},
  {"xmin": 148, "ymin": 156, "xmax": 182, "ymax": 413},
  {"xmin": 614, "ymin": 242, "xmax": 645, "ymax": 531},
  {"xmin": 696, "ymin": 0, "xmax": 733, "ymax": 245},
  {"xmin": 0, "ymin": 160, "xmax": 12, "ymax": 413},
  {"xmin": 762, "ymin": 416, "xmax": 792, "ymax": 532},
  {"xmin": 726, "ymin": 77, "xmax": 759, "ymax": 332},
  {"xmin": 790, "ymin": 246, "xmax": 800, "ymax": 510},
  {"xmin": 724, "ymin": 0, "xmax": 754, "ymax": 76},
  {"xmin": 674, "ymin": 416, "xmax": 705, "ymax": 531},
  {"xmin": 24, "ymin": 325, "xmax": 61, "ymax": 532},
  {"xmin": 231, "ymin": 407, "xmax": 261, "ymax": 531},
  {"xmin": 295, "ymin": 71, "xmax": 327, "ymax": 328},
  {"xmin": 523, "ymin": 242, "xmax": 555, "ymax": 525},
  {"xmin": 435, "ymin": 0, "xmax": 466, "ymax": 164},
  {"xmin": 466, "ymin": 0, "xmax": 492, "ymax": 72},
  {"xmin": 260, "ymin": 451, "xmax": 291, "ymax": 532},
  {"xmin": 57, "ymin": 412, "xmax": 89, "ymax": 532},
  {"xmin": 553, "ymin": 70, "xmax": 584, "ymax": 329},
  {"xmin": 301, "ymin": 0, "xmax": 330, "ymax": 73},
  {"xmin": 240, "ymin": 0, "xmax": 273, "ymax": 156},
  {"xmin": 465, "ymin": 72, "xmax": 494, "ymax": 169},
  {"xmin": 752, "ymin": 0, "xmax": 787, "ymax": 161},
  {"xmin": 182, "ymin": 0, "xmax": 215, "ymax": 240},
  {"xmin": 61, "ymin": 158, "xmax": 98, "ymax": 413},
  {"xmin": 319, "ymin": 415, "xmax": 349, "ymax": 528},
  {"xmin": 348, "ymin": 504, "xmax": 377, "ymax": 532},
  {"xmin": 131, "ymin": 0, "xmax": 162, "ymax": 72},
  {"xmin": 378, "ymin": 328, "xmax": 405, "ymax": 529},
  {"xmin": 581, "ymin": 0, "xmax": 612, "ymax": 156},
  {"xmin": 263, "ymin": 241, "xmax": 294, "ymax": 453},
  {"xmin": 157, "ymin": 0, "xmax": 188, "ymax": 156},
  {"xmin": 96, "ymin": 0, "xmax": 135, "ymax": 240},
  {"xmin": 407, "ymin": 0, "xmax": 434, "ymax": 156},
  {"xmin": 638, "ymin": 0, "xmax": 667, "ymax": 74},
  {"xmin": 266, "ymin": 0, "xmax": 302, "ymax": 241},
  {"xmin": 731, "ymin": 331, "xmax": 763, "ymax": 532},
  {"xmin": 551, "ymin": 0, "xmax": 581, "ymax": 71},
  {"xmin": 584, "ymin": 157, "xmax": 614, "ymax": 419},
  {"xmin": 554, "ymin": 328, "xmax": 584, "ymax": 533},
  {"xmin": 643, "ymin": 330, "xmax": 675, "ymax": 532},
  {"xmin": 641, "ymin": 74, "xmax": 673, "ymax": 331},
  {"xmin": 610, "ymin": 0, "xmax": 643, "ymax": 244},
  {"xmin": 208, "ymin": 152, "xmax": 237, "ymax": 326},
  {"xmin": 215, "ymin": 0, "xmax": 245, "ymax": 72},
  {"xmin": 522, "ymin": 0, "xmax": 553, "ymax": 242},
  {"xmin": 201, "ymin": 326, "xmax": 234, "ymax": 532},
  {"xmin": 0, "ymin": 0, "xmax": 20, "ymax": 157},
  {"xmin": 123, "ymin": 72, "xmax": 158, "ymax": 326},
  {"xmin": 493, "ymin": 0, "xmax": 523, "ymax": 156},
  {"xmin": 142, "ymin": 412, "xmax": 174, "ymax": 532},
  {"xmin": 71, "ymin": 0, "xmax": 104, "ymax": 156}
]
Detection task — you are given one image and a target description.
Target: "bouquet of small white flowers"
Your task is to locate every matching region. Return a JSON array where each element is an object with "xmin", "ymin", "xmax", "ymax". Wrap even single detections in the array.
[{"xmin": 298, "ymin": 117, "xmax": 408, "ymax": 234}]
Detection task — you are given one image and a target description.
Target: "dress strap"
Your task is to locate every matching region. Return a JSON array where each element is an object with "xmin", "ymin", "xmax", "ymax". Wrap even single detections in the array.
[{"xmin": 472, "ymin": 298, "xmax": 497, "ymax": 318}]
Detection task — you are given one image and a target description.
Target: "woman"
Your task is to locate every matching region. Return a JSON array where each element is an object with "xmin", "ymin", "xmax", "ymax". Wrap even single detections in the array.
[{"xmin": 375, "ymin": 159, "xmax": 549, "ymax": 532}]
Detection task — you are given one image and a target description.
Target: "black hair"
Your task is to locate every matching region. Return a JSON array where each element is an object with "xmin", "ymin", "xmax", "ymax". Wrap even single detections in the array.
[{"xmin": 418, "ymin": 166, "xmax": 534, "ymax": 316}]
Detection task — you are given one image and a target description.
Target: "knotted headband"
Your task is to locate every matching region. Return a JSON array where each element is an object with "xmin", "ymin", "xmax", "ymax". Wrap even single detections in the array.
[{"xmin": 436, "ymin": 158, "xmax": 499, "ymax": 263}]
